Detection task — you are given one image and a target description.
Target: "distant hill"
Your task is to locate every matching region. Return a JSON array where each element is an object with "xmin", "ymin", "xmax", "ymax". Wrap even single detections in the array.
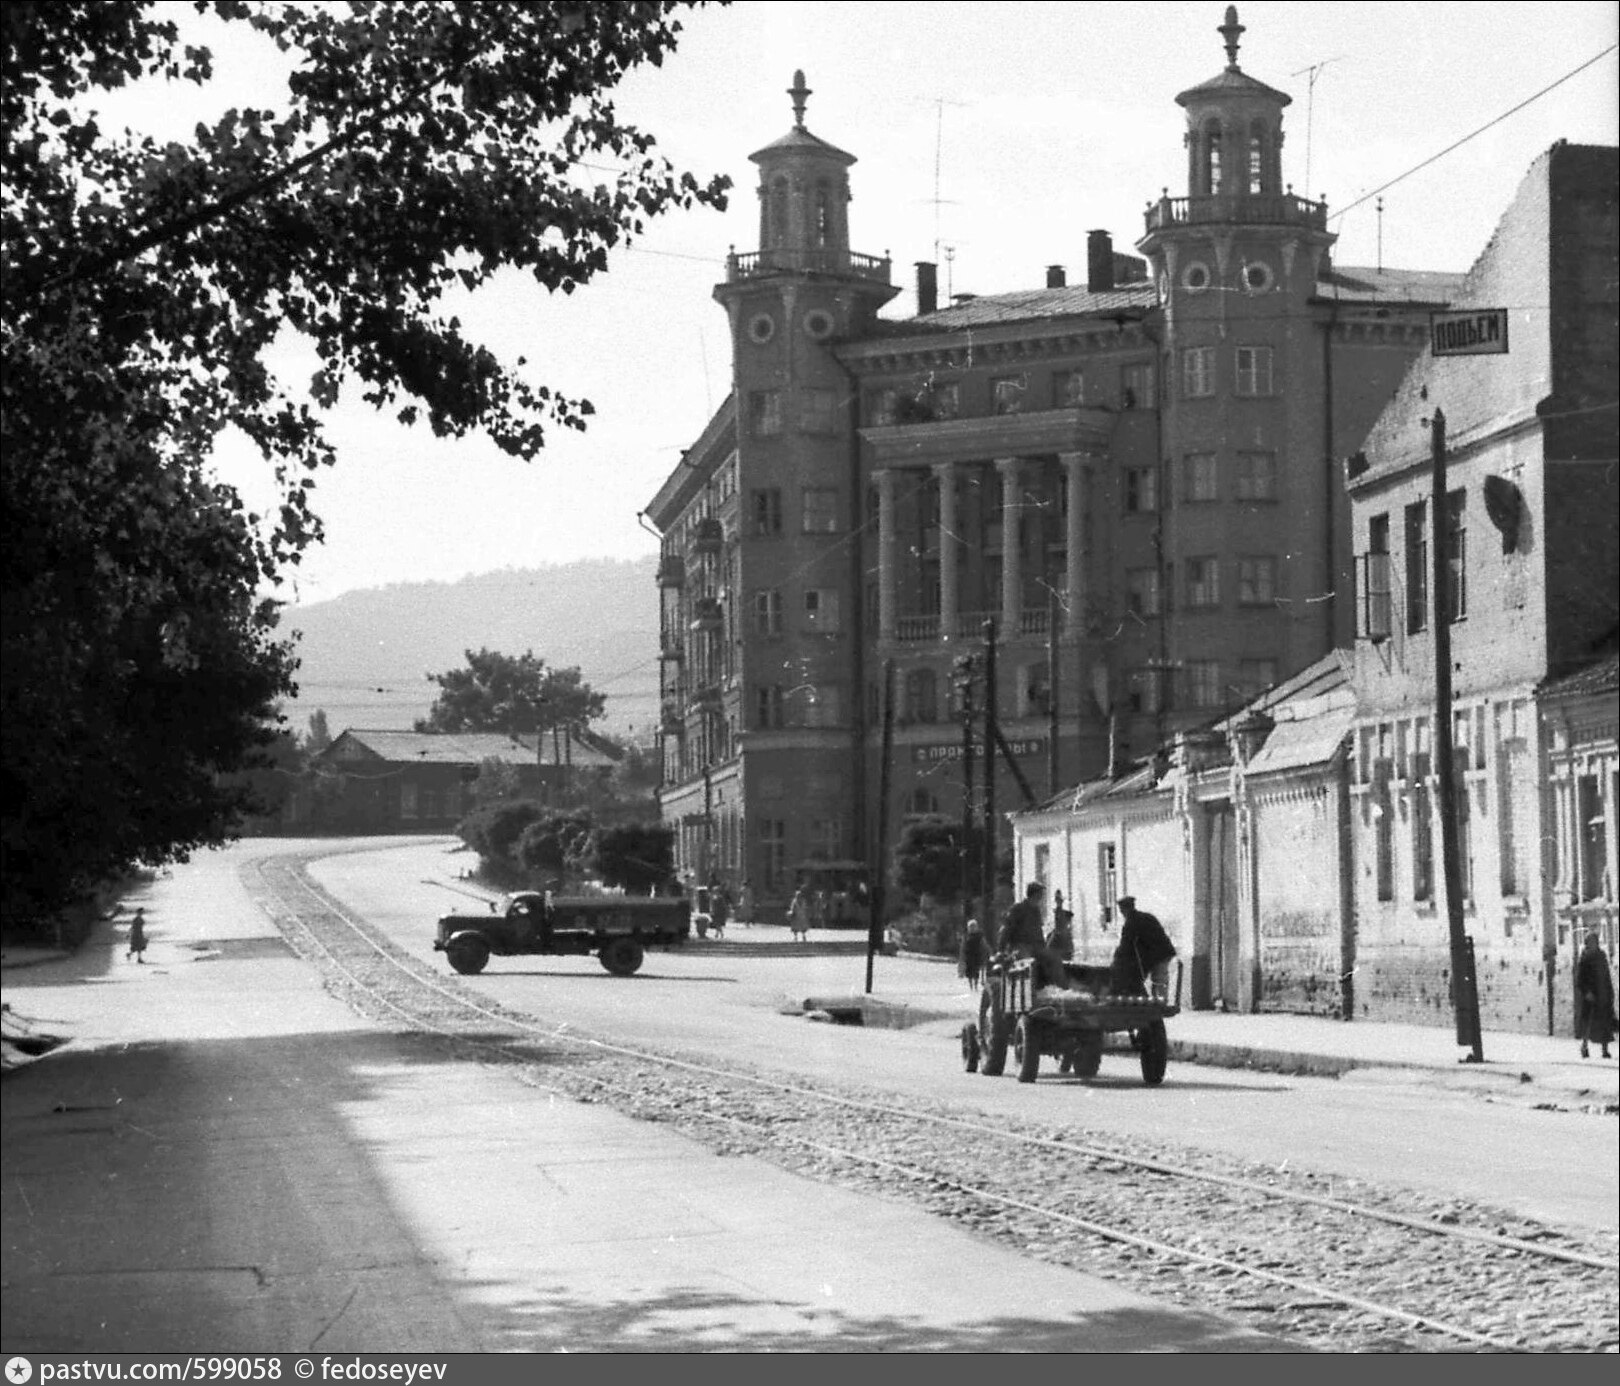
[{"xmin": 278, "ymin": 558, "xmax": 661, "ymax": 740}]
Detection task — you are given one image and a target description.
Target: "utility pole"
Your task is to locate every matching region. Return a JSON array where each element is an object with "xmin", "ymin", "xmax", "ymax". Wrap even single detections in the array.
[
  {"xmin": 867, "ymin": 659, "xmax": 896, "ymax": 994},
  {"xmin": 955, "ymin": 654, "xmax": 977, "ymax": 939},
  {"xmin": 1431, "ymin": 408, "xmax": 1484, "ymax": 1062},
  {"xmin": 982, "ymin": 618, "xmax": 998, "ymax": 938}
]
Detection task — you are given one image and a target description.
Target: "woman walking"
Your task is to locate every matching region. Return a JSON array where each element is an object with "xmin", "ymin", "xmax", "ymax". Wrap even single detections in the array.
[{"xmin": 127, "ymin": 908, "xmax": 148, "ymax": 964}]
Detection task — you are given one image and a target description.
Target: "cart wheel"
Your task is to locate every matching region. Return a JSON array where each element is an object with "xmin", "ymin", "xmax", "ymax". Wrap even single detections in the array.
[
  {"xmin": 1139, "ymin": 1019, "xmax": 1169, "ymax": 1086},
  {"xmin": 1014, "ymin": 1017, "xmax": 1041, "ymax": 1084},
  {"xmin": 979, "ymin": 988, "xmax": 1009, "ymax": 1076},
  {"xmin": 599, "ymin": 937, "xmax": 645, "ymax": 977},
  {"xmin": 960, "ymin": 1023, "xmax": 981, "ymax": 1073}
]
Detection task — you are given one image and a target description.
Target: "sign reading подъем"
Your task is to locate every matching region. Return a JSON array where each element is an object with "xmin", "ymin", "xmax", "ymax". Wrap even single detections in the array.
[{"xmin": 1430, "ymin": 308, "xmax": 1509, "ymax": 356}]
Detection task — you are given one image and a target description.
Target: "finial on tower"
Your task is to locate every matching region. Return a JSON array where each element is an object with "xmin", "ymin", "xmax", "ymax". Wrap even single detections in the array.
[
  {"xmin": 789, "ymin": 70, "xmax": 812, "ymax": 127},
  {"xmin": 1219, "ymin": 5, "xmax": 1245, "ymax": 70}
]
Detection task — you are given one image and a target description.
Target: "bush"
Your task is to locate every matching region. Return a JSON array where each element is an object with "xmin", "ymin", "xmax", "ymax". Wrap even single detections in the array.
[
  {"xmin": 458, "ymin": 799, "xmax": 545, "ymax": 867},
  {"xmin": 894, "ymin": 816, "xmax": 981, "ymax": 904},
  {"xmin": 516, "ymin": 812, "xmax": 595, "ymax": 881}
]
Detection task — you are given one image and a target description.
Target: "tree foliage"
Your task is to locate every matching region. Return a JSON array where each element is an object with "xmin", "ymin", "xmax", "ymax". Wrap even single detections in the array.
[
  {"xmin": 593, "ymin": 821, "xmax": 675, "ymax": 895},
  {"xmin": 516, "ymin": 811, "xmax": 594, "ymax": 881},
  {"xmin": 2, "ymin": 3, "xmax": 725, "ymax": 919},
  {"xmin": 417, "ymin": 648, "xmax": 606, "ymax": 737},
  {"xmin": 893, "ymin": 816, "xmax": 982, "ymax": 904}
]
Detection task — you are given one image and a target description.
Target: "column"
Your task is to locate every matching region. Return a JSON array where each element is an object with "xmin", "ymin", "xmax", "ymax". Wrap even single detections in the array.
[
  {"xmin": 1062, "ymin": 451, "xmax": 1088, "ymax": 641},
  {"xmin": 933, "ymin": 461, "xmax": 958, "ymax": 640},
  {"xmin": 996, "ymin": 457, "xmax": 1021, "ymax": 634},
  {"xmin": 876, "ymin": 468, "xmax": 898, "ymax": 642}
]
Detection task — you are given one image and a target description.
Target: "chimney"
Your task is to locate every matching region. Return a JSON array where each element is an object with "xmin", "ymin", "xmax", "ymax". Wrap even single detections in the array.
[
  {"xmin": 1046, "ymin": 264, "xmax": 1067, "ymax": 289},
  {"xmin": 915, "ymin": 261, "xmax": 938, "ymax": 316},
  {"xmin": 1087, "ymin": 229, "xmax": 1114, "ymax": 292}
]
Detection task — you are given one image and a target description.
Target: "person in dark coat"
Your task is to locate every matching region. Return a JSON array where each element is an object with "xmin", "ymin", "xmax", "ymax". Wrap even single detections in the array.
[
  {"xmin": 710, "ymin": 885, "xmax": 730, "ymax": 939},
  {"xmin": 1002, "ymin": 882, "xmax": 1066, "ymax": 989},
  {"xmin": 127, "ymin": 908, "xmax": 148, "ymax": 964},
  {"xmin": 1110, "ymin": 896, "xmax": 1176, "ymax": 999},
  {"xmin": 959, "ymin": 918, "xmax": 987, "ymax": 992},
  {"xmin": 1575, "ymin": 931, "xmax": 1616, "ymax": 1060},
  {"xmin": 1047, "ymin": 889, "xmax": 1075, "ymax": 962}
]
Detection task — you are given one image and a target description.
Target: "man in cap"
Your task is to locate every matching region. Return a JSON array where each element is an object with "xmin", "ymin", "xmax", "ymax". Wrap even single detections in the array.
[
  {"xmin": 1001, "ymin": 881, "xmax": 1067, "ymax": 989},
  {"xmin": 1110, "ymin": 895, "xmax": 1176, "ymax": 999}
]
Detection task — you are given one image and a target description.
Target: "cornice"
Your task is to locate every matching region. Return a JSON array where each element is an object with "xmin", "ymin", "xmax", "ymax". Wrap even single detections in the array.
[
  {"xmin": 861, "ymin": 408, "xmax": 1116, "ymax": 466},
  {"xmin": 838, "ymin": 319, "xmax": 1154, "ymax": 376}
]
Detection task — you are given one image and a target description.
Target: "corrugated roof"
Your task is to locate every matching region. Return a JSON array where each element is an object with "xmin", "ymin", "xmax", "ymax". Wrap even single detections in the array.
[{"xmin": 327, "ymin": 730, "xmax": 620, "ymax": 768}]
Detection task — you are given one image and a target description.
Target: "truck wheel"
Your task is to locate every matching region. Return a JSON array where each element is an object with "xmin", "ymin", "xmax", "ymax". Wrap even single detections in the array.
[
  {"xmin": 1014, "ymin": 1017, "xmax": 1041, "ymax": 1083},
  {"xmin": 1139, "ymin": 1020, "xmax": 1169, "ymax": 1086},
  {"xmin": 1074, "ymin": 1033, "xmax": 1104, "ymax": 1079},
  {"xmin": 960, "ymin": 1023, "xmax": 981, "ymax": 1073},
  {"xmin": 445, "ymin": 933, "xmax": 490, "ymax": 976},
  {"xmin": 599, "ymin": 937, "xmax": 645, "ymax": 977},
  {"xmin": 979, "ymin": 988, "xmax": 1008, "ymax": 1076}
]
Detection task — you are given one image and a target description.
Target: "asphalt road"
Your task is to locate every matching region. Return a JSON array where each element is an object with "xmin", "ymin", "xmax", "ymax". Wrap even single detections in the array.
[{"xmin": 316, "ymin": 838, "xmax": 1620, "ymax": 1236}]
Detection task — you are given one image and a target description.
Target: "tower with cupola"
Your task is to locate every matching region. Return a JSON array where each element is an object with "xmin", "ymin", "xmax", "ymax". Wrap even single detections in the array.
[
  {"xmin": 708, "ymin": 72, "xmax": 898, "ymax": 880},
  {"xmin": 1138, "ymin": 6, "xmax": 1345, "ymax": 689}
]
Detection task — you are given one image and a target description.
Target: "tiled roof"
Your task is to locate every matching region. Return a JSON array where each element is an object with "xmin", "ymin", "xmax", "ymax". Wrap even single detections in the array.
[
  {"xmin": 1539, "ymin": 650, "xmax": 1620, "ymax": 701},
  {"xmin": 909, "ymin": 284, "xmax": 1156, "ymax": 330}
]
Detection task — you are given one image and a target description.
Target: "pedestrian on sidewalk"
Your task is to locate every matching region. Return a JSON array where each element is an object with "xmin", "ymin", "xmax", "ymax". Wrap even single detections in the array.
[
  {"xmin": 1047, "ymin": 890, "xmax": 1075, "ymax": 963},
  {"xmin": 737, "ymin": 880, "xmax": 755, "ymax": 927},
  {"xmin": 959, "ymin": 918, "xmax": 986, "ymax": 992},
  {"xmin": 1575, "ymin": 931, "xmax": 1616, "ymax": 1060},
  {"xmin": 127, "ymin": 908, "xmax": 148, "ymax": 964},
  {"xmin": 788, "ymin": 886, "xmax": 812, "ymax": 942},
  {"xmin": 710, "ymin": 884, "xmax": 730, "ymax": 940}
]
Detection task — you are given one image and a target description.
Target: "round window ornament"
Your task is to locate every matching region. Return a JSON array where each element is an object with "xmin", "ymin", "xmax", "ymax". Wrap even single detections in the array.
[
  {"xmin": 803, "ymin": 308, "xmax": 836, "ymax": 341},
  {"xmin": 747, "ymin": 312, "xmax": 776, "ymax": 345},
  {"xmin": 1243, "ymin": 261, "xmax": 1274, "ymax": 293},
  {"xmin": 1180, "ymin": 261, "xmax": 1212, "ymax": 293}
]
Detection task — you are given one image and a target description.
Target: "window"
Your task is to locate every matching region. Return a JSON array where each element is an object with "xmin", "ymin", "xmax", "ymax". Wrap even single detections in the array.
[
  {"xmin": 752, "ymin": 589, "xmax": 782, "ymax": 636},
  {"xmin": 1127, "ymin": 667, "xmax": 1161, "ymax": 715},
  {"xmin": 1373, "ymin": 756, "xmax": 1395, "ymax": 901},
  {"xmin": 1098, "ymin": 843, "xmax": 1118, "ymax": 924},
  {"xmin": 1023, "ymin": 661, "xmax": 1050, "ymax": 717},
  {"xmin": 1234, "ymin": 346, "xmax": 1273, "ymax": 396},
  {"xmin": 1235, "ymin": 451, "xmax": 1277, "ymax": 500},
  {"xmin": 800, "ymin": 387, "xmax": 839, "ymax": 434},
  {"xmin": 809, "ymin": 817, "xmax": 843, "ymax": 860},
  {"xmin": 1124, "ymin": 467, "xmax": 1159, "ymax": 514},
  {"xmin": 1360, "ymin": 514, "xmax": 1391, "ymax": 639},
  {"xmin": 1123, "ymin": 568, "xmax": 1159, "ymax": 618},
  {"xmin": 1404, "ymin": 501, "xmax": 1428, "ymax": 633},
  {"xmin": 802, "ymin": 487, "xmax": 838, "ymax": 534},
  {"xmin": 1412, "ymin": 723, "xmax": 1434, "ymax": 902},
  {"xmin": 755, "ymin": 684, "xmax": 783, "ymax": 729},
  {"xmin": 1578, "ymin": 774, "xmax": 1608, "ymax": 902},
  {"xmin": 759, "ymin": 818, "xmax": 787, "ymax": 890},
  {"xmin": 904, "ymin": 668, "xmax": 938, "ymax": 723},
  {"xmin": 1204, "ymin": 119, "xmax": 1224, "ymax": 193},
  {"xmin": 1237, "ymin": 658, "xmax": 1277, "ymax": 695},
  {"xmin": 908, "ymin": 787, "xmax": 940, "ymax": 816},
  {"xmin": 992, "ymin": 375, "xmax": 1027, "ymax": 415},
  {"xmin": 804, "ymin": 587, "xmax": 841, "ymax": 634},
  {"xmin": 1121, "ymin": 362, "xmax": 1156, "ymax": 410},
  {"xmin": 751, "ymin": 488, "xmax": 782, "ymax": 536},
  {"xmin": 814, "ymin": 182, "xmax": 832, "ymax": 247},
  {"xmin": 400, "ymin": 782, "xmax": 418, "ymax": 820},
  {"xmin": 799, "ymin": 682, "xmax": 844, "ymax": 728},
  {"xmin": 1247, "ymin": 122, "xmax": 1265, "ymax": 195},
  {"xmin": 749, "ymin": 390, "xmax": 782, "ymax": 436},
  {"xmin": 1185, "ymin": 557, "xmax": 1220, "ymax": 608},
  {"xmin": 1182, "ymin": 347, "xmax": 1216, "ymax": 399},
  {"xmin": 1453, "ymin": 747, "xmax": 1474, "ymax": 905},
  {"xmin": 1055, "ymin": 368, "xmax": 1085, "ymax": 408},
  {"xmin": 1238, "ymin": 556, "xmax": 1276, "ymax": 606},
  {"xmin": 868, "ymin": 388, "xmax": 899, "ymax": 426},
  {"xmin": 1186, "ymin": 660, "xmax": 1222, "ymax": 708},
  {"xmin": 1497, "ymin": 711, "xmax": 1529, "ymax": 899},
  {"xmin": 1185, "ymin": 452, "xmax": 1218, "ymax": 502},
  {"xmin": 1033, "ymin": 843, "xmax": 1051, "ymax": 887},
  {"xmin": 1445, "ymin": 489, "xmax": 1467, "ymax": 622},
  {"xmin": 924, "ymin": 382, "xmax": 961, "ymax": 420}
]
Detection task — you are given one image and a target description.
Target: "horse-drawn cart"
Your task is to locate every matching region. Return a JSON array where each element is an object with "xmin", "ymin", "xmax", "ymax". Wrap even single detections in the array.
[{"xmin": 962, "ymin": 954, "xmax": 1182, "ymax": 1086}]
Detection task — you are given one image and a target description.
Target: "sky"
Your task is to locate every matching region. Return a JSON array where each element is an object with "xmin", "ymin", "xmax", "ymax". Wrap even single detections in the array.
[{"xmin": 106, "ymin": 2, "xmax": 1619, "ymax": 609}]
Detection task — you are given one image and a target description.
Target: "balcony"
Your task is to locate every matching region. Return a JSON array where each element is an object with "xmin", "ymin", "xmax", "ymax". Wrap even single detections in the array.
[
  {"xmin": 726, "ymin": 247, "xmax": 891, "ymax": 285},
  {"xmin": 657, "ymin": 555, "xmax": 686, "ymax": 588},
  {"xmin": 691, "ymin": 517, "xmax": 723, "ymax": 556},
  {"xmin": 1143, "ymin": 192, "xmax": 1328, "ymax": 235},
  {"xmin": 1018, "ymin": 608, "xmax": 1049, "ymax": 638},
  {"xmin": 895, "ymin": 614, "xmax": 941, "ymax": 643},
  {"xmin": 689, "ymin": 597, "xmax": 724, "ymax": 631}
]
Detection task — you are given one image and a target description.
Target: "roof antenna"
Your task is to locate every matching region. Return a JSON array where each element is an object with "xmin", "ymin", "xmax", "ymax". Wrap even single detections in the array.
[
  {"xmin": 1290, "ymin": 57, "xmax": 1342, "ymax": 197},
  {"xmin": 1376, "ymin": 196, "xmax": 1384, "ymax": 273}
]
